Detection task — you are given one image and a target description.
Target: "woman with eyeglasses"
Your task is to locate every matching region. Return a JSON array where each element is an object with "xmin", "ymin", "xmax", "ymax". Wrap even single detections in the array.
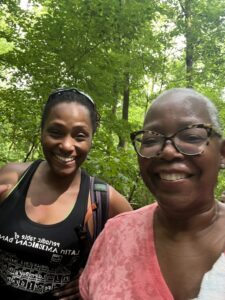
[
  {"xmin": 79, "ymin": 88, "xmax": 225, "ymax": 300},
  {"xmin": 0, "ymin": 88, "xmax": 132, "ymax": 299}
]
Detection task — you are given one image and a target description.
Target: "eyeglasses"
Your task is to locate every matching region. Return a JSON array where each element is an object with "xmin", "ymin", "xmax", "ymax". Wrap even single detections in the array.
[
  {"xmin": 48, "ymin": 87, "xmax": 95, "ymax": 107},
  {"xmin": 130, "ymin": 123, "xmax": 221, "ymax": 158}
]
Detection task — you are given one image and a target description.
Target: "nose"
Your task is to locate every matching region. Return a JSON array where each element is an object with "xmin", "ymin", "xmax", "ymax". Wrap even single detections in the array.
[
  {"xmin": 59, "ymin": 136, "xmax": 76, "ymax": 152},
  {"xmin": 159, "ymin": 139, "xmax": 183, "ymax": 160}
]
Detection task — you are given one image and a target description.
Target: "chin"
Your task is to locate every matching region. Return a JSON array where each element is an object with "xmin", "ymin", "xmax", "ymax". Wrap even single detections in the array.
[{"xmin": 51, "ymin": 163, "xmax": 79, "ymax": 176}]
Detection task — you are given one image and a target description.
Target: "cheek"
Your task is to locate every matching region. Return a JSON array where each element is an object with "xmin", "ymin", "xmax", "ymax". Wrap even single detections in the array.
[
  {"xmin": 205, "ymin": 143, "xmax": 221, "ymax": 168},
  {"xmin": 41, "ymin": 132, "xmax": 49, "ymax": 143},
  {"xmin": 82, "ymin": 145, "xmax": 91, "ymax": 155},
  {"xmin": 138, "ymin": 158, "xmax": 152, "ymax": 183},
  {"xmin": 41, "ymin": 135, "xmax": 53, "ymax": 148},
  {"xmin": 195, "ymin": 147, "xmax": 221, "ymax": 184},
  {"xmin": 82, "ymin": 139, "xmax": 92, "ymax": 151}
]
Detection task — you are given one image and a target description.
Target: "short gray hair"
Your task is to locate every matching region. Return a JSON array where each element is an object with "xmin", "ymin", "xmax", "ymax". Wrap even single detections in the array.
[{"xmin": 152, "ymin": 88, "xmax": 221, "ymax": 132}]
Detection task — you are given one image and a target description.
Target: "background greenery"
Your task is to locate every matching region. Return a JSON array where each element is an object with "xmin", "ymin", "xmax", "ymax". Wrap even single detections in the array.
[{"xmin": 1, "ymin": 0, "xmax": 225, "ymax": 208}]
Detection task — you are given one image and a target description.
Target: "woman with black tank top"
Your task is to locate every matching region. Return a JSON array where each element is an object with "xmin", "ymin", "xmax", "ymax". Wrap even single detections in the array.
[{"xmin": 0, "ymin": 88, "xmax": 132, "ymax": 299}]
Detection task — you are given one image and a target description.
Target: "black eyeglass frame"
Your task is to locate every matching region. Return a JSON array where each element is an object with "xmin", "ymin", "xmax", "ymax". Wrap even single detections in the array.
[
  {"xmin": 48, "ymin": 87, "xmax": 95, "ymax": 107},
  {"xmin": 130, "ymin": 123, "xmax": 222, "ymax": 158}
]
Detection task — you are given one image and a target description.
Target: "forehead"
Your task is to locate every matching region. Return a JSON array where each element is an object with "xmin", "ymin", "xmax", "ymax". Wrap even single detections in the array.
[
  {"xmin": 144, "ymin": 91, "xmax": 211, "ymax": 130},
  {"xmin": 46, "ymin": 102, "xmax": 91, "ymax": 123}
]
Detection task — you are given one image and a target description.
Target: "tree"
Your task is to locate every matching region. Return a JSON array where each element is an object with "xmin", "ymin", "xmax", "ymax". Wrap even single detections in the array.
[{"xmin": 1, "ymin": 0, "xmax": 225, "ymax": 205}]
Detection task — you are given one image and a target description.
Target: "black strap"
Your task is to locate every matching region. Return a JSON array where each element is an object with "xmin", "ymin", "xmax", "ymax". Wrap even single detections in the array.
[
  {"xmin": 90, "ymin": 176, "xmax": 109, "ymax": 241},
  {"xmin": 16, "ymin": 159, "xmax": 43, "ymax": 195},
  {"xmin": 73, "ymin": 170, "xmax": 90, "ymax": 228},
  {"xmin": 74, "ymin": 170, "xmax": 90, "ymax": 243},
  {"xmin": 78, "ymin": 176, "xmax": 109, "ymax": 267}
]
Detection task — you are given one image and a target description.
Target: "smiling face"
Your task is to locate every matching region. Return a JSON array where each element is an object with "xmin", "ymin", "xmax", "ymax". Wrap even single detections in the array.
[
  {"xmin": 138, "ymin": 90, "xmax": 224, "ymax": 211},
  {"xmin": 41, "ymin": 102, "xmax": 93, "ymax": 177}
]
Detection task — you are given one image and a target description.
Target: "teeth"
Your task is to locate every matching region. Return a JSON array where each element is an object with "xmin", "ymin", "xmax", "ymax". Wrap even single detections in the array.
[
  {"xmin": 159, "ymin": 173, "xmax": 187, "ymax": 181},
  {"xmin": 55, "ymin": 155, "xmax": 74, "ymax": 163}
]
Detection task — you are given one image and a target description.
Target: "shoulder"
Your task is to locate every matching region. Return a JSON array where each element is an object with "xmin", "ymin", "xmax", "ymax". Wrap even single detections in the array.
[
  {"xmin": 106, "ymin": 202, "xmax": 157, "ymax": 229},
  {"xmin": 79, "ymin": 203, "xmax": 158, "ymax": 299},
  {"xmin": 0, "ymin": 162, "xmax": 32, "ymax": 183},
  {"xmin": 90, "ymin": 203, "xmax": 157, "ymax": 247},
  {"xmin": 85, "ymin": 204, "xmax": 157, "ymax": 267},
  {"xmin": 107, "ymin": 185, "xmax": 133, "ymax": 217},
  {"xmin": 0, "ymin": 161, "xmax": 33, "ymax": 202},
  {"xmin": 0, "ymin": 161, "xmax": 32, "ymax": 172},
  {"xmin": 88, "ymin": 173, "xmax": 133, "ymax": 217}
]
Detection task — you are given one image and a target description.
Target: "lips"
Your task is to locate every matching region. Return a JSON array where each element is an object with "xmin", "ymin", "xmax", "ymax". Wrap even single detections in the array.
[
  {"xmin": 54, "ymin": 154, "xmax": 75, "ymax": 163},
  {"xmin": 159, "ymin": 172, "xmax": 189, "ymax": 181}
]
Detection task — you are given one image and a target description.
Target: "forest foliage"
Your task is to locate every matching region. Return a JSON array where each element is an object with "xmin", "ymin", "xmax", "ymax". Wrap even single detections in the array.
[{"xmin": 1, "ymin": 0, "xmax": 225, "ymax": 207}]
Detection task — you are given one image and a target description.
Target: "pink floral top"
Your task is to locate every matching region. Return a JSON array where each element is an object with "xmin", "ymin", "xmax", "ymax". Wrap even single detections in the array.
[
  {"xmin": 79, "ymin": 203, "xmax": 173, "ymax": 300},
  {"xmin": 80, "ymin": 203, "xmax": 225, "ymax": 300}
]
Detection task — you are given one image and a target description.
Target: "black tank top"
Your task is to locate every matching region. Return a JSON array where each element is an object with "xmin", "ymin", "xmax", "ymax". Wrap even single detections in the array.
[{"xmin": 0, "ymin": 159, "xmax": 90, "ymax": 299}]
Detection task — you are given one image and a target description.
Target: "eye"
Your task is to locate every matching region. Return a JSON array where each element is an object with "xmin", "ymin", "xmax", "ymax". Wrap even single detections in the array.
[
  {"xmin": 142, "ymin": 137, "xmax": 160, "ymax": 147},
  {"xmin": 75, "ymin": 133, "xmax": 87, "ymax": 141},
  {"xmin": 178, "ymin": 128, "xmax": 208, "ymax": 144},
  {"xmin": 182, "ymin": 134, "xmax": 206, "ymax": 143},
  {"xmin": 47, "ymin": 128, "xmax": 64, "ymax": 138},
  {"xmin": 72, "ymin": 130, "xmax": 92, "ymax": 142},
  {"xmin": 139, "ymin": 132, "xmax": 162, "ymax": 147}
]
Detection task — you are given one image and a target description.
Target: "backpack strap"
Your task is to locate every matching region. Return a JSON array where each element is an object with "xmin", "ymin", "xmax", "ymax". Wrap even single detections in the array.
[
  {"xmin": 77, "ymin": 175, "xmax": 109, "ymax": 268},
  {"xmin": 90, "ymin": 176, "xmax": 109, "ymax": 241}
]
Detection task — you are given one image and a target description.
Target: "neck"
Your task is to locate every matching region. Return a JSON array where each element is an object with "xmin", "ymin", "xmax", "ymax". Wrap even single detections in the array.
[
  {"xmin": 40, "ymin": 162, "xmax": 81, "ymax": 190},
  {"xmin": 155, "ymin": 201, "xmax": 220, "ymax": 234}
]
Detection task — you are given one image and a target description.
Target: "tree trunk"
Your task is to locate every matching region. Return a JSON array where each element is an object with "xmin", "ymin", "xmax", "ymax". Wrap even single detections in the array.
[
  {"xmin": 118, "ymin": 72, "xmax": 129, "ymax": 148},
  {"xmin": 184, "ymin": 0, "xmax": 194, "ymax": 88}
]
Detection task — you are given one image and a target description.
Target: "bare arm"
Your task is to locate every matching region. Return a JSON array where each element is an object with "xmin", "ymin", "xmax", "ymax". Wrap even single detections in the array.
[
  {"xmin": 108, "ymin": 186, "xmax": 133, "ymax": 218},
  {"xmin": 0, "ymin": 162, "xmax": 31, "ymax": 202}
]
